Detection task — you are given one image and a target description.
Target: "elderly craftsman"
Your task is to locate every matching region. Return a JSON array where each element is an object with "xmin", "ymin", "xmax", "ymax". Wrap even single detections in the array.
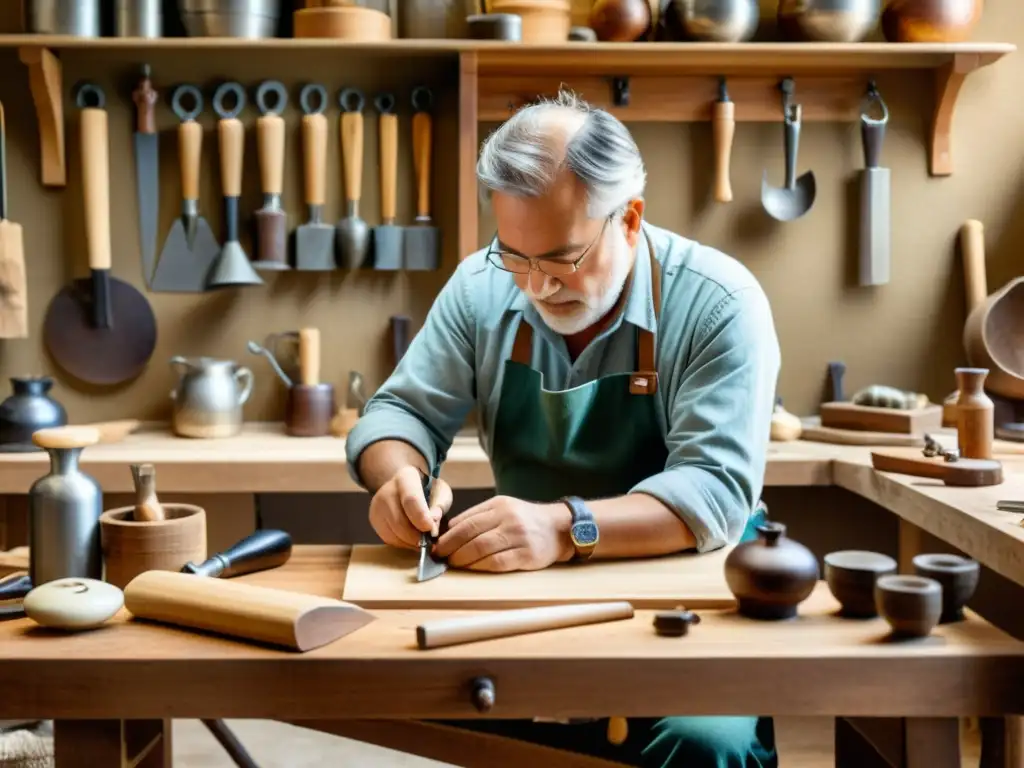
[{"xmin": 345, "ymin": 91, "xmax": 781, "ymax": 767}]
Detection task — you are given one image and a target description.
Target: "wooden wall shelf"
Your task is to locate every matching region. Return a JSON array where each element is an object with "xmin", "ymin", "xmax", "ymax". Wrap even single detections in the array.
[{"xmin": 2, "ymin": 38, "xmax": 1013, "ymax": 241}]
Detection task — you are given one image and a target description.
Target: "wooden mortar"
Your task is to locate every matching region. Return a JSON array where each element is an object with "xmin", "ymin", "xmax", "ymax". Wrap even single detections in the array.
[{"xmin": 100, "ymin": 504, "xmax": 207, "ymax": 589}]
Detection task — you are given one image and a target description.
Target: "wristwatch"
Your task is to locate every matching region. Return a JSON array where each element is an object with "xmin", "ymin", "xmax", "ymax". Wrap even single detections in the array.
[{"xmin": 561, "ymin": 496, "xmax": 599, "ymax": 561}]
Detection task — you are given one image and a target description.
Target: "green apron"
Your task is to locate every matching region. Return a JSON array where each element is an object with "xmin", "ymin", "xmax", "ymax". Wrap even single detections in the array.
[{"xmin": 444, "ymin": 235, "xmax": 777, "ymax": 768}]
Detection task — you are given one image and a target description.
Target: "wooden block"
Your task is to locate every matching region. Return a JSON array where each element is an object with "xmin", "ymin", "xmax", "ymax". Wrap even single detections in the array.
[
  {"xmin": 342, "ymin": 543, "xmax": 737, "ymax": 610},
  {"xmin": 820, "ymin": 402, "xmax": 943, "ymax": 434}
]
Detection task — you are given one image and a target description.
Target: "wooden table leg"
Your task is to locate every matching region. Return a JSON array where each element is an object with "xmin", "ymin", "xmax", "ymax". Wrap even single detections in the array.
[
  {"xmin": 54, "ymin": 719, "xmax": 171, "ymax": 767},
  {"xmin": 837, "ymin": 717, "xmax": 960, "ymax": 767}
]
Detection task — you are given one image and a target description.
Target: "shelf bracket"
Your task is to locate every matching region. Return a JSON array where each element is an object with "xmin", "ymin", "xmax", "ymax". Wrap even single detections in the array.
[
  {"xmin": 18, "ymin": 46, "xmax": 65, "ymax": 188},
  {"xmin": 610, "ymin": 77, "xmax": 630, "ymax": 107},
  {"xmin": 930, "ymin": 53, "xmax": 980, "ymax": 177}
]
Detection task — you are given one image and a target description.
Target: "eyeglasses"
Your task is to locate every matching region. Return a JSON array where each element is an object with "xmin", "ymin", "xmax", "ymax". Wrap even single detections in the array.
[{"xmin": 486, "ymin": 216, "xmax": 612, "ymax": 277}]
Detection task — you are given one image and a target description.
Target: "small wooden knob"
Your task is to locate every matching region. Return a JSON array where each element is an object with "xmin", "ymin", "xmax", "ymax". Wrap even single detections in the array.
[
  {"xmin": 471, "ymin": 677, "xmax": 495, "ymax": 713},
  {"xmin": 32, "ymin": 426, "xmax": 101, "ymax": 450}
]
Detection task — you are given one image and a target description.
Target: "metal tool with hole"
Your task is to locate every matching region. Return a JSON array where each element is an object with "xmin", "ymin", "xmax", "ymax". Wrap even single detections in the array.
[
  {"xmin": 251, "ymin": 80, "xmax": 291, "ymax": 271},
  {"xmin": 206, "ymin": 81, "xmax": 263, "ymax": 289},
  {"xmin": 372, "ymin": 92, "xmax": 403, "ymax": 270},
  {"xmin": 295, "ymin": 83, "xmax": 336, "ymax": 271},
  {"xmin": 761, "ymin": 78, "xmax": 816, "ymax": 222},
  {"xmin": 336, "ymin": 87, "xmax": 370, "ymax": 269},
  {"xmin": 404, "ymin": 85, "xmax": 439, "ymax": 271},
  {"xmin": 152, "ymin": 83, "xmax": 222, "ymax": 292}
]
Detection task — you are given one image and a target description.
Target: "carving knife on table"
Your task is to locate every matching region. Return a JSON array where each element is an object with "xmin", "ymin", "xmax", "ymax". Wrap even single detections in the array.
[
  {"xmin": 132, "ymin": 65, "xmax": 159, "ymax": 289},
  {"xmin": 418, "ymin": 471, "xmax": 447, "ymax": 582},
  {"xmin": 858, "ymin": 86, "xmax": 891, "ymax": 287}
]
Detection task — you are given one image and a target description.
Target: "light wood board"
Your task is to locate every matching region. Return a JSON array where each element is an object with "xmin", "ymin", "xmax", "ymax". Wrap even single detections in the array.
[
  {"xmin": 341, "ymin": 544, "xmax": 737, "ymax": 610},
  {"xmin": 819, "ymin": 402, "xmax": 943, "ymax": 434},
  {"xmin": 800, "ymin": 418, "xmax": 925, "ymax": 447}
]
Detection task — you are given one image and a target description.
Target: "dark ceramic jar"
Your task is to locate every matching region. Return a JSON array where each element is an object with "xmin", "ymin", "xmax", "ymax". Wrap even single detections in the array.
[
  {"xmin": 0, "ymin": 377, "xmax": 67, "ymax": 452},
  {"xmin": 724, "ymin": 521, "xmax": 820, "ymax": 620}
]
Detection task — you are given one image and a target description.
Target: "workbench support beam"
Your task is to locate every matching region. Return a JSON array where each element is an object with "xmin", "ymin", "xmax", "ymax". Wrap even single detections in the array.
[
  {"xmin": 17, "ymin": 46, "xmax": 65, "ymax": 188},
  {"xmin": 458, "ymin": 52, "xmax": 479, "ymax": 263}
]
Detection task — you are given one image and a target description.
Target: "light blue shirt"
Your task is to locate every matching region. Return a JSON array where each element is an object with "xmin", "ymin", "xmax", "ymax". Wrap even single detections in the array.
[{"xmin": 346, "ymin": 223, "xmax": 782, "ymax": 552}]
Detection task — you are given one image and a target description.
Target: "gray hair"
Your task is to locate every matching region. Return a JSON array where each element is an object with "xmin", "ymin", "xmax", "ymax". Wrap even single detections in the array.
[{"xmin": 476, "ymin": 89, "xmax": 646, "ymax": 219}]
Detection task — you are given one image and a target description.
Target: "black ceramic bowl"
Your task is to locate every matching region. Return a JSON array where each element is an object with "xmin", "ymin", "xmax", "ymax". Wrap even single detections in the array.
[
  {"xmin": 875, "ymin": 575, "xmax": 943, "ymax": 638},
  {"xmin": 912, "ymin": 553, "xmax": 980, "ymax": 623},
  {"xmin": 824, "ymin": 550, "xmax": 897, "ymax": 617}
]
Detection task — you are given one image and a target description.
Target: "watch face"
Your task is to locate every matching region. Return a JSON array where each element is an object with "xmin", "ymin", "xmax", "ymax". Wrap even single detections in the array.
[{"xmin": 571, "ymin": 521, "xmax": 599, "ymax": 547}]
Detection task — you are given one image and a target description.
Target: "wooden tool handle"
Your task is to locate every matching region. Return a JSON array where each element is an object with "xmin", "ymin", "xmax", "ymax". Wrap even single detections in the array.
[
  {"xmin": 341, "ymin": 111, "xmax": 363, "ymax": 204},
  {"xmin": 961, "ymin": 219, "xmax": 987, "ymax": 315},
  {"xmin": 131, "ymin": 463, "xmax": 165, "ymax": 522},
  {"xmin": 179, "ymin": 121, "xmax": 202, "ymax": 203},
  {"xmin": 413, "ymin": 111, "xmax": 432, "ymax": 218},
  {"xmin": 257, "ymin": 113, "xmax": 285, "ymax": 197},
  {"xmin": 416, "ymin": 601, "xmax": 635, "ymax": 650},
  {"xmin": 299, "ymin": 327, "xmax": 320, "ymax": 386},
  {"xmin": 302, "ymin": 113, "xmax": 327, "ymax": 207},
  {"xmin": 32, "ymin": 426, "xmax": 100, "ymax": 450},
  {"xmin": 379, "ymin": 113, "xmax": 397, "ymax": 222},
  {"xmin": 132, "ymin": 74, "xmax": 157, "ymax": 135},
  {"xmin": 712, "ymin": 100, "xmax": 734, "ymax": 203},
  {"xmin": 218, "ymin": 117, "xmax": 244, "ymax": 198},
  {"xmin": 81, "ymin": 106, "xmax": 111, "ymax": 270},
  {"xmin": 124, "ymin": 570, "xmax": 375, "ymax": 652}
]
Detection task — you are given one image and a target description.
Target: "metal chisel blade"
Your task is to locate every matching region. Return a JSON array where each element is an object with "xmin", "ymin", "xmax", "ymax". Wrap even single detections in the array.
[
  {"xmin": 417, "ymin": 532, "xmax": 447, "ymax": 582},
  {"xmin": 134, "ymin": 132, "xmax": 159, "ymax": 288}
]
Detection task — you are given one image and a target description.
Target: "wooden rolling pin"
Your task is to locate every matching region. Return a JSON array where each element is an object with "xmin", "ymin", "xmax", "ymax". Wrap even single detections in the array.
[
  {"xmin": 124, "ymin": 570, "xmax": 374, "ymax": 652},
  {"xmin": 416, "ymin": 601, "xmax": 635, "ymax": 650},
  {"xmin": 299, "ymin": 326, "xmax": 319, "ymax": 386}
]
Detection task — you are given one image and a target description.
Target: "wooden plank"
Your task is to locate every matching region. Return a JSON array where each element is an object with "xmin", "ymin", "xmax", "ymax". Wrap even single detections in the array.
[
  {"xmin": 820, "ymin": 403, "xmax": 943, "ymax": 435},
  {"xmin": 341, "ymin": 543, "xmax": 736, "ymax": 609}
]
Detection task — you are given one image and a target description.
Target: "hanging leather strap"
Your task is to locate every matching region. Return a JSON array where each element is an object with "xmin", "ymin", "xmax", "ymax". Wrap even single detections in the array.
[{"xmin": 510, "ymin": 231, "xmax": 661, "ymax": 396}]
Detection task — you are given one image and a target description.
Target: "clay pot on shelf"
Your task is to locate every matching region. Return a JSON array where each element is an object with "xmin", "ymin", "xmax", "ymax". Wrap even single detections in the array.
[
  {"xmin": 589, "ymin": 0, "xmax": 651, "ymax": 40},
  {"xmin": 0, "ymin": 376, "xmax": 67, "ymax": 453},
  {"xmin": 880, "ymin": 0, "xmax": 982, "ymax": 42},
  {"xmin": 777, "ymin": 0, "xmax": 880, "ymax": 42},
  {"xmin": 824, "ymin": 550, "xmax": 897, "ymax": 618},
  {"xmin": 100, "ymin": 504, "xmax": 207, "ymax": 589},
  {"xmin": 912, "ymin": 553, "xmax": 979, "ymax": 623},
  {"xmin": 490, "ymin": 0, "xmax": 572, "ymax": 42},
  {"xmin": 724, "ymin": 521, "xmax": 820, "ymax": 620},
  {"xmin": 875, "ymin": 574, "xmax": 943, "ymax": 638}
]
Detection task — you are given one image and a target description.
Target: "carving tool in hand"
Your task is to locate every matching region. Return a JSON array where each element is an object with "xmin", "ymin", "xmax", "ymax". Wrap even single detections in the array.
[
  {"xmin": 371, "ymin": 92, "xmax": 403, "ymax": 269},
  {"xmin": 404, "ymin": 86, "xmax": 440, "ymax": 271},
  {"xmin": 152, "ymin": 84, "xmax": 221, "ymax": 292},
  {"xmin": 252, "ymin": 80, "xmax": 291, "ymax": 272},
  {"xmin": 42, "ymin": 83, "xmax": 157, "ymax": 386},
  {"xmin": 131, "ymin": 65, "xmax": 159, "ymax": 290},
  {"xmin": 712, "ymin": 77, "xmax": 734, "ymax": 204},
  {"xmin": 205, "ymin": 82, "xmax": 263, "ymax": 289},
  {"xmin": 858, "ymin": 84, "xmax": 891, "ymax": 286},
  {"xmin": 417, "ymin": 471, "xmax": 447, "ymax": 583},
  {"xmin": 295, "ymin": 83, "xmax": 336, "ymax": 271},
  {"xmin": 336, "ymin": 87, "xmax": 369, "ymax": 269},
  {"xmin": 0, "ymin": 99, "xmax": 27, "ymax": 338}
]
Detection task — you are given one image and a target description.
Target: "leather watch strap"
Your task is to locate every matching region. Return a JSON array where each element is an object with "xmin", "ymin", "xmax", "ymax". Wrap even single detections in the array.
[{"xmin": 561, "ymin": 496, "xmax": 597, "ymax": 561}]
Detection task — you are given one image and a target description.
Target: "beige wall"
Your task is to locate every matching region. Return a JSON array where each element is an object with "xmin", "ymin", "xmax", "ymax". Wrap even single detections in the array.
[{"xmin": 0, "ymin": 3, "xmax": 1020, "ymax": 422}]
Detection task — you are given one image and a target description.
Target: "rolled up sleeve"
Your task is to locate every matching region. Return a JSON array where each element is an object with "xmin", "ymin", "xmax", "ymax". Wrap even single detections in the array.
[
  {"xmin": 631, "ymin": 286, "xmax": 781, "ymax": 552},
  {"xmin": 344, "ymin": 265, "xmax": 478, "ymax": 488}
]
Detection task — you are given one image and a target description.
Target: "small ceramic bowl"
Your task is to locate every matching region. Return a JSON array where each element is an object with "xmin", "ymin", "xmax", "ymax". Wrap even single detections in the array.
[
  {"xmin": 912, "ymin": 553, "xmax": 980, "ymax": 623},
  {"xmin": 875, "ymin": 575, "xmax": 943, "ymax": 638},
  {"xmin": 824, "ymin": 550, "xmax": 897, "ymax": 617}
]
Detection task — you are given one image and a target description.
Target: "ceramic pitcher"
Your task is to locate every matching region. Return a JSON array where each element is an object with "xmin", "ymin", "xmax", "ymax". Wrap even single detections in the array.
[{"xmin": 170, "ymin": 356, "xmax": 254, "ymax": 439}]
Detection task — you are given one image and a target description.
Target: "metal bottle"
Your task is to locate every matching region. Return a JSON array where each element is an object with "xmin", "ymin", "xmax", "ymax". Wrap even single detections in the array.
[{"xmin": 28, "ymin": 431, "xmax": 103, "ymax": 586}]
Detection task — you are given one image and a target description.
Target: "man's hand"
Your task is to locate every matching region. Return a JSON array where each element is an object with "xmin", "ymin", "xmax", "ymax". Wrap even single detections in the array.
[
  {"xmin": 368, "ymin": 466, "xmax": 453, "ymax": 550},
  {"xmin": 433, "ymin": 496, "xmax": 574, "ymax": 572}
]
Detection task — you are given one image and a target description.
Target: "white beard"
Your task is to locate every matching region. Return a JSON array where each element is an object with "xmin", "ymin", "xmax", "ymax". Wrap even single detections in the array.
[{"xmin": 526, "ymin": 239, "xmax": 634, "ymax": 336}]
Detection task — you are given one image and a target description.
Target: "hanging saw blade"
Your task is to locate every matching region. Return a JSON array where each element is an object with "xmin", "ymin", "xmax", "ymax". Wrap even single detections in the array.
[{"xmin": 417, "ymin": 470, "xmax": 447, "ymax": 582}]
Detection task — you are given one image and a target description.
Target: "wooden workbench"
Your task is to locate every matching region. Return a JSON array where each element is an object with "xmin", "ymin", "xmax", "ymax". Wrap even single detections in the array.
[{"xmin": 0, "ymin": 545, "xmax": 1020, "ymax": 767}]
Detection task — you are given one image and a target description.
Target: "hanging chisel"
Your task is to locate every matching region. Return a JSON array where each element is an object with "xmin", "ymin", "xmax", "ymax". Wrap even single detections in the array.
[
  {"xmin": 131, "ymin": 65, "xmax": 159, "ymax": 288},
  {"xmin": 858, "ymin": 85, "xmax": 891, "ymax": 287},
  {"xmin": 417, "ymin": 470, "xmax": 447, "ymax": 582},
  {"xmin": 712, "ymin": 77, "xmax": 734, "ymax": 204}
]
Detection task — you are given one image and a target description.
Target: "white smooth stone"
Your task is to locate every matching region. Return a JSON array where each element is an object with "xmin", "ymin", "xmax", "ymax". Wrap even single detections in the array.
[{"xmin": 23, "ymin": 578, "xmax": 124, "ymax": 630}]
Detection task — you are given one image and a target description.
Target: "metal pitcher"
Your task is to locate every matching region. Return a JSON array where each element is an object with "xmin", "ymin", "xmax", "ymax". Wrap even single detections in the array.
[{"xmin": 170, "ymin": 356, "xmax": 254, "ymax": 439}]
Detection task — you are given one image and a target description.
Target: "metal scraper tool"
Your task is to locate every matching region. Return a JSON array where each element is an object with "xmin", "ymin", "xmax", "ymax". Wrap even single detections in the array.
[
  {"xmin": 858, "ymin": 84, "xmax": 891, "ymax": 287},
  {"xmin": 417, "ymin": 472, "xmax": 447, "ymax": 582},
  {"xmin": 152, "ymin": 84, "xmax": 221, "ymax": 292},
  {"xmin": 404, "ymin": 86, "xmax": 439, "ymax": 271},
  {"xmin": 295, "ymin": 84, "xmax": 336, "ymax": 271},
  {"xmin": 252, "ymin": 80, "xmax": 291, "ymax": 272}
]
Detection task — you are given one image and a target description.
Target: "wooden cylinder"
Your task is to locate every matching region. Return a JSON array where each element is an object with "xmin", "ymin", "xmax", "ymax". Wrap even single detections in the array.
[
  {"xmin": 955, "ymin": 367, "xmax": 994, "ymax": 460},
  {"xmin": 100, "ymin": 504, "xmax": 207, "ymax": 589},
  {"xmin": 490, "ymin": 0, "xmax": 571, "ymax": 42}
]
